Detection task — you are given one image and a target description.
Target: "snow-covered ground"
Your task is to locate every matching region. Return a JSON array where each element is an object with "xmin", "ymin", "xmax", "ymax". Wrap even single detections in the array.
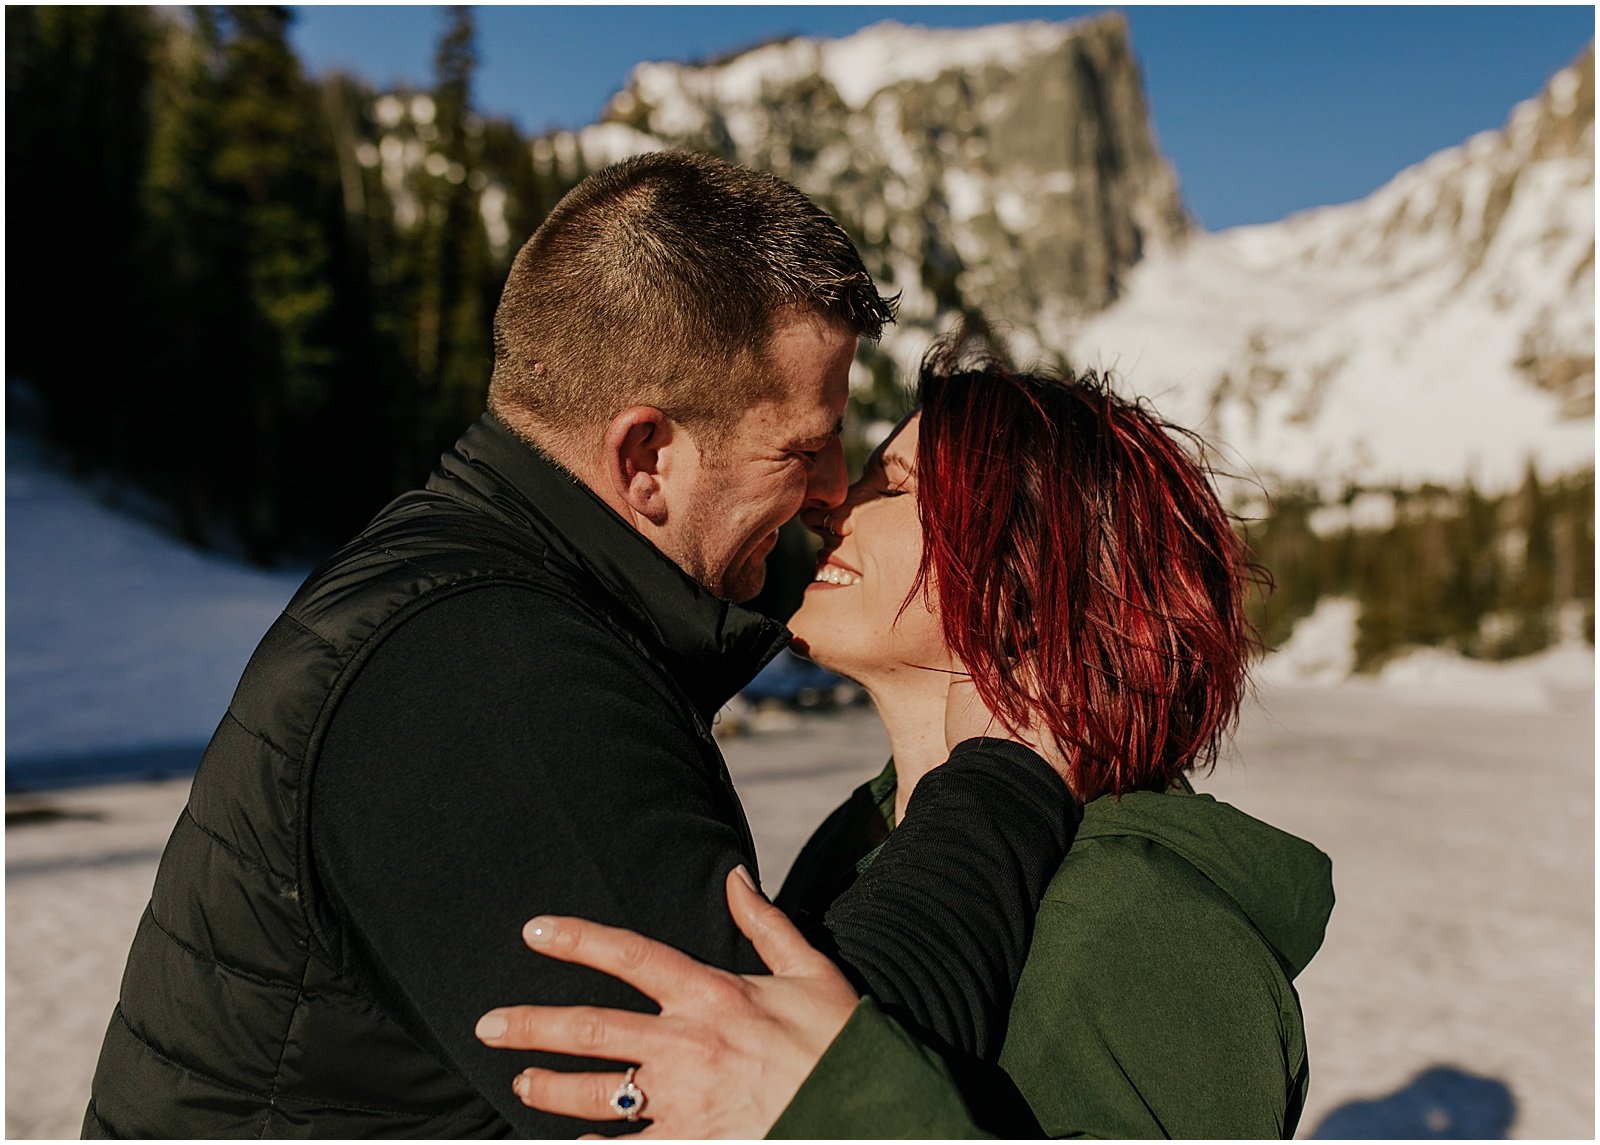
[{"xmin": 5, "ymin": 435, "xmax": 308, "ymax": 783}]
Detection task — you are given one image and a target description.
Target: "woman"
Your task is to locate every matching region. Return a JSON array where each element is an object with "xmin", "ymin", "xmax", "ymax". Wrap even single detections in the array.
[{"xmin": 475, "ymin": 344, "xmax": 1335, "ymax": 1138}]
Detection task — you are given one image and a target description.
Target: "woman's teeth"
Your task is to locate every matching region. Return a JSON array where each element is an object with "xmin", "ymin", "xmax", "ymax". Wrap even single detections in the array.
[{"xmin": 814, "ymin": 567, "xmax": 861, "ymax": 586}]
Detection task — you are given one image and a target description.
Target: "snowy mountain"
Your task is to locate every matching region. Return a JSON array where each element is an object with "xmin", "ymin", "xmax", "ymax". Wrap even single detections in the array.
[
  {"xmin": 1065, "ymin": 47, "xmax": 1595, "ymax": 492},
  {"xmin": 539, "ymin": 13, "xmax": 1189, "ymax": 381},
  {"xmin": 530, "ymin": 21, "xmax": 1592, "ymax": 493}
]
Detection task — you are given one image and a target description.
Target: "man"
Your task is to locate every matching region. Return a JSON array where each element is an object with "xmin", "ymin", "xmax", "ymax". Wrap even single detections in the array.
[{"xmin": 84, "ymin": 151, "xmax": 1075, "ymax": 1137}]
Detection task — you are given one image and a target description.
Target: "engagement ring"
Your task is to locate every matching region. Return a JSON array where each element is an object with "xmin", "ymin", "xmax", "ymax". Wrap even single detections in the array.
[{"xmin": 609, "ymin": 1066, "xmax": 645, "ymax": 1121}]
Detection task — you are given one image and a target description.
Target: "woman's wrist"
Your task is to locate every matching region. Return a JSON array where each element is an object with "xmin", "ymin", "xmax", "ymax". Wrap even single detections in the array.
[{"xmin": 769, "ymin": 996, "xmax": 987, "ymax": 1140}]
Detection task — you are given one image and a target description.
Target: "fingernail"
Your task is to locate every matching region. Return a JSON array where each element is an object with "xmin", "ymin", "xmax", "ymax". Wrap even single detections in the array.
[
  {"xmin": 514, "ymin": 1072, "xmax": 531, "ymax": 1097},
  {"xmin": 732, "ymin": 864, "xmax": 757, "ymax": 892},
  {"xmin": 524, "ymin": 916, "xmax": 557, "ymax": 945},
  {"xmin": 476, "ymin": 1012, "xmax": 507, "ymax": 1040}
]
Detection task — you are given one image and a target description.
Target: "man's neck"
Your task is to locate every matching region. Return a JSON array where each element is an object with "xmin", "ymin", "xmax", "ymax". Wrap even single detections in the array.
[{"xmin": 490, "ymin": 408, "xmax": 634, "ymax": 519}]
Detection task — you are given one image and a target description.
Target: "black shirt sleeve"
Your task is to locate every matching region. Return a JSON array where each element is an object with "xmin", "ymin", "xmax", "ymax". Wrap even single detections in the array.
[
  {"xmin": 809, "ymin": 740, "xmax": 1081, "ymax": 1061},
  {"xmin": 310, "ymin": 586, "xmax": 1079, "ymax": 1136},
  {"xmin": 311, "ymin": 587, "xmax": 765, "ymax": 1137}
]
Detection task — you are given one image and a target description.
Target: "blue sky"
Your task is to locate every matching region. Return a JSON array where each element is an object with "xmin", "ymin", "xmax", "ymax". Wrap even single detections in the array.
[{"xmin": 288, "ymin": 5, "xmax": 1595, "ymax": 230}]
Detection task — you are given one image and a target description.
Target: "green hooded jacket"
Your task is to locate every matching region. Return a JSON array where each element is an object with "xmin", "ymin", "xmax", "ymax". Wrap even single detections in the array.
[{"xmin": 772, "ymin": 765, "xmax": 1335, "ymax": 1139}]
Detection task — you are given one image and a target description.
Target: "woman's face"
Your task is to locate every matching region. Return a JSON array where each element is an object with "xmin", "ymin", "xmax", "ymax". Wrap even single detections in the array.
[{"xmin": 789, "ymin": 411, "xmax": 954, "ymax": 685}]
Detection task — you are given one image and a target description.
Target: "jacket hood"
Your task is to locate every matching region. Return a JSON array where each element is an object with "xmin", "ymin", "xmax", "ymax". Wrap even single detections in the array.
[{"xmin": 1077, "ymin": 789, "xmax": 1334, "ymax": 979}]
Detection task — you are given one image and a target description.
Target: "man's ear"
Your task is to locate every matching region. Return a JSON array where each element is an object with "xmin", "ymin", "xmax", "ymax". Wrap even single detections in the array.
[{"xmin": 603, "ymin": 406, "xmax": 675, "ymax": 526}]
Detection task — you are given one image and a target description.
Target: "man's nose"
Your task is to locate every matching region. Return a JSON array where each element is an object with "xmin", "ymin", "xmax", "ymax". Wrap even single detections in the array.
[{"xmin": 806, "ymin": 436, "xmax": 848, "ymax": 511}]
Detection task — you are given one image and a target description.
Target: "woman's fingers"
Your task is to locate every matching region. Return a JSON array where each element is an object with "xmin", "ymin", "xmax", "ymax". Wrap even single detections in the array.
[
  {"xmin": 519, "ymin": 914, "xmax": 729, "ymax": 1006},
  {"xmin": 724, "ymin": 866, "xmax": 838, "ymax": 980},
  {"xmin": 481, "ymin": 884, "xmax": 857, "ymax": 1139},
  {"xmin": 509, "ymin": 1066, "xmax": 641, "ymax": 1121},
  {"xmin": 476, "ymin": 1003, "xmax": 658, "ymax": 1058}
]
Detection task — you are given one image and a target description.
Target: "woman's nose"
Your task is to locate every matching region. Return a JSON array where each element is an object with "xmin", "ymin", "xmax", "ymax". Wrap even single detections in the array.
[{"xmin": 802, "ymin": 491, "xmax": 859, "ymax": 542}]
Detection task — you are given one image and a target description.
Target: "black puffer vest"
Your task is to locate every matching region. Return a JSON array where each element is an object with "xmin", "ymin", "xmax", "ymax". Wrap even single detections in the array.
[{"xmin": 83, "ymin": 415, "xmax": 786, "ymax": 1138}]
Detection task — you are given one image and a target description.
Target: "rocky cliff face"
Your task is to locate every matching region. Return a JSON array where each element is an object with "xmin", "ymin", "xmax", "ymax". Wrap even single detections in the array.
[
  {"xmin": 523, "ymin": 21, "xmax": 1592, "ymax": 491},
  {"xmin": 1065, "ymin": 47, "xmax": 1594, "ymax": 491},
  {"xmin": 538, "ymin": 13, "xmax": 1189, "ymax": 374}
]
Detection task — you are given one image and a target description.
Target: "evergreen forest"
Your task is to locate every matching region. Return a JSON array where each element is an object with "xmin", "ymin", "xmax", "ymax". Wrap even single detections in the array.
[
  {"xmin": 6, "ymin": 6, "xmax": 1592, "ymax": 666},
  {"xmin": 8, "ymin": 5, "xmax": 572, "ymax": 559}
]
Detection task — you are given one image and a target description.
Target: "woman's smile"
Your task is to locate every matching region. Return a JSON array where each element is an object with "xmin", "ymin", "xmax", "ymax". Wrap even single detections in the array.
[
  {"xmin": 790, "ymin": 411, "xmax": 952, "ymax": 685},
  {"xmin": 811, "ymin": 558, "xmax": 861, "ymax": 587}
]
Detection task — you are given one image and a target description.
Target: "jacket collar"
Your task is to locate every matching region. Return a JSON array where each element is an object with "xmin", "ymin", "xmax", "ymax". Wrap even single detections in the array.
[{"xmin": 427, "ymin": 413, "xmax": 790, "ymax": 719}]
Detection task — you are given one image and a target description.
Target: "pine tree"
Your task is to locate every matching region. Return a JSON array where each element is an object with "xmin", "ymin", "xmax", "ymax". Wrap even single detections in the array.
[
  {"xmin": 480, "ymin": 117, "xmax": 548, "ymax": 256},
  {"xmin": 1449, "ymin": 479, "xmax": 1499, "ymax": 655},
  {"xmin": 1508, "ymin": 461, "xmax": 1556, "ymax": 653},
  {"xmin": 130, "ymin": 9, "xmax": 261, "ymax": 544},
  {"xmin": 1247, "ymin": 486, "xmax": 1325, "ymax": 653},
  {"xmin": 5, "ymin": 7, "xmax": 157, "ymax": 462},
  {"xmin": 424, "ymin": 6, "xmax": 493, "ymax": 450},
  {"xmin": 209, "ymin": 5, "xmax": 340, "ymax": 558},
  {"xmin": 309, "ymin": 69, "xmax": 402, "ymax": 536}
]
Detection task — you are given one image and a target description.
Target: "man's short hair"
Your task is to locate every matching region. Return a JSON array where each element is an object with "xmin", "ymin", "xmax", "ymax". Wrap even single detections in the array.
[{"xmin": 488, "ymin": 150, "xmax": 896, "ymax": 443}]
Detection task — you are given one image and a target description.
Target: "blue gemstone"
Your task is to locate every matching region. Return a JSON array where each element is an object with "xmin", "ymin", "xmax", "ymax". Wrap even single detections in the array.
[{"xmin": 618, "ymin": 1096, "xmax": 635, "ymax": 1109}]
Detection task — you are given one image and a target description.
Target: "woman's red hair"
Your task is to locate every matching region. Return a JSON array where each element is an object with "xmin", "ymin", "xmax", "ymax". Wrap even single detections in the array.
[{"xmin": 912, "ymin": 342, "xmax": 1260, "ymax": 801}]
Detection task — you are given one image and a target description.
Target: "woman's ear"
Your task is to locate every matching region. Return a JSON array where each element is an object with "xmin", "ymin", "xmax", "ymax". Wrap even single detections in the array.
[{"xmin": 603, "ymin": 406, "xmax": 673, "ymax": 526}]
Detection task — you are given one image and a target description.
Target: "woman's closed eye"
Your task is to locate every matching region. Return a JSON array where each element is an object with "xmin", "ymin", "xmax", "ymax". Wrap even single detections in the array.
[
  {"xmin": 849, "ymin": 469, "xmax": 909, "ymax": 499},
  {"xmin": 879, "ymin": 464, "xmax": 915, "ymax": 497}
]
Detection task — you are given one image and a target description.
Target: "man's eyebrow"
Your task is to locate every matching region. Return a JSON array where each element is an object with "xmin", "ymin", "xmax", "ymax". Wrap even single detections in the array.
[{"xmin": 789, "ymin": 420, "xmax": 844, "ymax": 450}]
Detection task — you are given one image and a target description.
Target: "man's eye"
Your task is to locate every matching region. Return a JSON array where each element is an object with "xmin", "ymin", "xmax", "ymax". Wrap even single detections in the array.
[{"xmin": 791, "ymin": 450, "xmax": 819, "ymax": 463}]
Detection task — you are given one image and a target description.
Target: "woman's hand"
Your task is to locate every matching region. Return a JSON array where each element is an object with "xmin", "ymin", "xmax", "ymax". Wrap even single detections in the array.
[{"xmin": 475, "ymin": 866, "xmax": 859, "ymax": 1138}]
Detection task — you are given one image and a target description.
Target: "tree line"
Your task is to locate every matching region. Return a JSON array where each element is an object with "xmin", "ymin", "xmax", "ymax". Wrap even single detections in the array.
[{"xmin": 1245, "ymin": 466, "xmax": 1594, "ymax": 668}]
